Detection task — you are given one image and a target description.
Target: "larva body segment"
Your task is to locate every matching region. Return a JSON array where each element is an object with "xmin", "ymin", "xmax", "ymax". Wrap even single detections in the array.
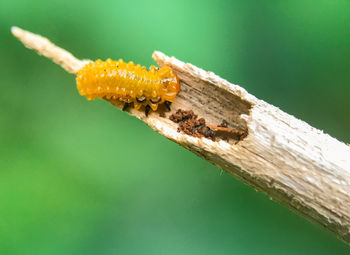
[{"xmin": 76, "ymin": 59, "xmax": 180, "ymax": 112}]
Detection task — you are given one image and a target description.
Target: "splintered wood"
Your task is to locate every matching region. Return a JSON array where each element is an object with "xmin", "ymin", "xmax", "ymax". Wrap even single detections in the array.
[{"xmin": 12, "ymin": 26, "xmax": 350, "ymax": 244}]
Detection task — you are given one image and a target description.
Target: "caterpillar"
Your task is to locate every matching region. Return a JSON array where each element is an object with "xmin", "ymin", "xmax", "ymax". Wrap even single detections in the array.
[{"xmin": 76, "ymin": 59, "xmax": 181, "ymax": 116}]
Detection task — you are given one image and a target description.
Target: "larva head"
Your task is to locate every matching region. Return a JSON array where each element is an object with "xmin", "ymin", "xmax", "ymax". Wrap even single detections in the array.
[{"xmin": 158, "ymin": 65, "xmax": 181, "ymax": 102}]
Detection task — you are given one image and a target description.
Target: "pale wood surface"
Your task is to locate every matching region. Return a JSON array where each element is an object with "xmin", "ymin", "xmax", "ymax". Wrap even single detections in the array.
[{"xmin": 12, "ymin": 27, "xmax": 350, "ymax": 244}]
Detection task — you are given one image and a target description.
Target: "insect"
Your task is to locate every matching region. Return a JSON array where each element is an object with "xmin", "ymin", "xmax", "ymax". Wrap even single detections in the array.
[{"xmin": 76, "ymin": 59, "xmax": 181, "ymax": 116}]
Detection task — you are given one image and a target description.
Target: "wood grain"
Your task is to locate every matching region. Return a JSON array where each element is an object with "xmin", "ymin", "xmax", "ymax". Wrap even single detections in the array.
[{"xmin": 12, "ymin": 26, "xmax": 350, "ymax": 244}]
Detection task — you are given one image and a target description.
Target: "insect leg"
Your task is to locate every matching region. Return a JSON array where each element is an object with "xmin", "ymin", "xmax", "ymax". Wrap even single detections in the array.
[
  {"xmin": 123, "ymin": 103, "xmax": 132, "ymax": 111},
  {"xmin": 145, "ymin": 105, "xmax": 151, "ymax": 116},
  {"xmin": 164, "ymin": 101, "xmax": 172, "ymax": 111}
]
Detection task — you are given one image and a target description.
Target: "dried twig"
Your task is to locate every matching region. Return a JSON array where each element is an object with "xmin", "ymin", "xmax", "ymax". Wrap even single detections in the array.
[{"xmin": 12, "ymin": 26, "xmax": 350, "ymax": 244}]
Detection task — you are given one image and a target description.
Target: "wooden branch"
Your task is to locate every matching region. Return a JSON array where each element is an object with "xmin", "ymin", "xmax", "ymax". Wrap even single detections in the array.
[
  {"xmin": 12, "ymin": 26, "xmax": 350, "ymax": 244},
  {"xmin": 11, "ymin": 26, "xmax": 90, "ymax": 74}
]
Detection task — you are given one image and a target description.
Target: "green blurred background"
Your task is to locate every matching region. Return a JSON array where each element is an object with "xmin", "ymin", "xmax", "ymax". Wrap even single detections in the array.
[{"xmin": 1, "ymin": 0, "xmax": 350, "ymax": 254}]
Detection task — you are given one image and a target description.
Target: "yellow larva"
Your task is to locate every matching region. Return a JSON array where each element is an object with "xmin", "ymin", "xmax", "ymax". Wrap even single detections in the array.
[{"xmin": 76, "ymin": 59, "xmax": 181, "ymax": 115}]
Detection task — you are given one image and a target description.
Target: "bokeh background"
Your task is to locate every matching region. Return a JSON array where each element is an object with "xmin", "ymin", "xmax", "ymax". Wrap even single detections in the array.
[{"xmin": 1, "ymin": 0, "xmax": 350, "ymax": 254}]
